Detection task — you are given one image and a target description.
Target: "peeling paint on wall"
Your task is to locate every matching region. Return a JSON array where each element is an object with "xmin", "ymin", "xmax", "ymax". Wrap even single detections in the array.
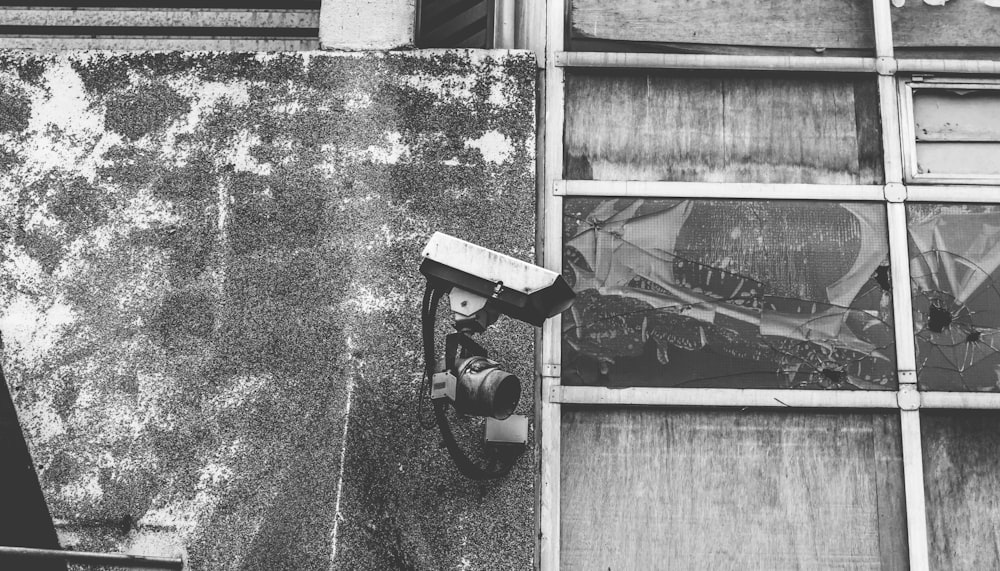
[{"xmin": 0, "ymin": 49, "xmax": 536, "ymax": 571}]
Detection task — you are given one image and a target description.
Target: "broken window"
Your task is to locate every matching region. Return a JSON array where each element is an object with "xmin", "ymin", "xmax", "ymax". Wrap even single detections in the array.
[
  {"xmin": 562, "ymin": 198, "xmax": 896, "ymax": 390},
  {"xmin": 908, "ymin": 204, "xmax": 1000, "ymax": 391}
]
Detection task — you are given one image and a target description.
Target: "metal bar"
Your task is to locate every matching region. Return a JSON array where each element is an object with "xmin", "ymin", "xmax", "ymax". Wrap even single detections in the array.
[
  {"xmin": 0, "ymin": 7, "xmax": 318, "ymax": 27},
  {"xmin": 0, "ymin": 37, "xmax": 319, "ymax": 50},
  {"xmin": 921, "ymin": 391, "xmax": 1000, "ymax": 409},
  {"xmin": 887, "ymin": 203, "xmax": 918, "ymax": 374},
  {"xmin": 897, "ymin": 59, "xmax": 1000, "ymax": 75},
  {"xmin": 908, "ymin": 174, "xmax": 1000, "ymax": 186},
  {"xmin": 906, "ymin": 186, "xmax": 1000, "ymax": 203},
  {"xmin": 555, "ymin": 180, "xmax": 887, "ymax": 201},
  {"xmin": 900, "ymin": 409, "xmax": 931, "ymax": 571},
  {"xmin": 872, "ymin": 0, "xmax": 894, "ymax": 60},
  {"xmin": 0, "ymin": 546, "xmax": 183, "ymax": 570},
  {"xmin": 550, "ymin": 386, "xmax": 900, "ymax": 408},
  {"xmin": 493, "ymin": 0, "xmax": 516, "ymax": 49},
  {"xmin": 880, "ymin": 75, "xmax": 905, "ymax": 185},
  {"xmin": 538, "ymin": 0, "xmax": 565, "ymax": 569},
  {"xmin": 556, "ymin": 51, "xmax": 877, "ymax": 73}
]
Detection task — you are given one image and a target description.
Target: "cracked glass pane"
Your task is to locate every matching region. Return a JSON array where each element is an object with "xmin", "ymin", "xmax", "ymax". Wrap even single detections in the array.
[
  {"xmin": 909, "ymin": 204, "xmax": 1000, "ymax": 391},
  {"xmin": 562, "ymin": 198, "xmax": 896, "ymax": 389}
]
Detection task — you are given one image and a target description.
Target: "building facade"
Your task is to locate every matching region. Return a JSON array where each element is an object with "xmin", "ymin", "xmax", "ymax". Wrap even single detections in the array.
[{"xmin": 2, "ymin": 1, "xmax": 1000, "ymax": 570}]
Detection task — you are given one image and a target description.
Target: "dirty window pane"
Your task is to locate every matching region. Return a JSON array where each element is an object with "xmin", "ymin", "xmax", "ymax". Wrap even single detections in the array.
[
  {"xmin": 564, "ymin": 72, "xmax": 884, "ymax": 184},
  {"xmin": 893, "ymin": 1, "xmax": 1000, "ymax": 58},
  {"xmin": 562, "ymin": 198, "xmax": 896, "ymax": 389},
  {"xmin": 561, "ymin": 407, "xmax": 907, "ymax": 570},
  {"xmin": 909, "ymin": 204, "xmax": 1000, "ymax": 391},
  {"xmin": 911, "ymin": 88, "xmax": 1000, "ymax": 178},
  {"xmin": 922, "ymin": 411, "xmax": 1000, "ymax": 570},
  {"xmin": 569, "ymin": 0, "xmax": 875, "ymax": 55}
]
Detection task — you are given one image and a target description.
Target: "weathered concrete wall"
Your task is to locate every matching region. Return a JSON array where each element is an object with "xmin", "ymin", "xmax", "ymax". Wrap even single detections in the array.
[{"xmin": 0, "ymin": 49, "xmax": 536, "ymax": 570}]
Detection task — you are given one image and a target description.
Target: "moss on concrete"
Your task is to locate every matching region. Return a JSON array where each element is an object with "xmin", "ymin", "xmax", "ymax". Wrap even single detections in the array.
[{"xmin": 0, "ymin": 50, "xmax": 537, "ymax": 570}]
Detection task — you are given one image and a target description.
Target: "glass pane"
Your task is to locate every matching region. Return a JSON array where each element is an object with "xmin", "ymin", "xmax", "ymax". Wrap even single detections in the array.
[
  {"xmin": 912, "ymin": 88, "xmax": 1000, "ymax": 178},
  {"xmin": 909, "ymin": 205, "xmax": 1000, "ymax": 391},
  {"xmin": 569, "ymin": 0, "xmax": 875, "ymax": 55},
  {"xmin": 561, "ymin": 408, "xmax": 907, "ymax": 570},
  {"xmin": 923, "ymin": 411, "xmax": 1000, "ymax": 570},
  {"xmin": 565, "ymin": 73, "xmax": 884, "ymax": 184},
  {"xmin": 562, "ymin": 199, "xmax": 896, "ymax": 389}
]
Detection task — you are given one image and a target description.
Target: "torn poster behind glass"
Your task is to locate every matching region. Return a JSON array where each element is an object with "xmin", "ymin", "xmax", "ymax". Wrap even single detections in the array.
[
  {"xmin": 562, "ymin": 198, "xmax": 896, "ymax": 390},
  {"xmin": 909, "ymin": 204, "xmax": 1000, "ymax": 391}
]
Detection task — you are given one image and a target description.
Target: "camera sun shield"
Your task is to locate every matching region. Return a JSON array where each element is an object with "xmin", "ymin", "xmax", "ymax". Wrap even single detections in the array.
[{"xmin": 420, "ymin": 232, "xmax": 575, "ymax": 327}]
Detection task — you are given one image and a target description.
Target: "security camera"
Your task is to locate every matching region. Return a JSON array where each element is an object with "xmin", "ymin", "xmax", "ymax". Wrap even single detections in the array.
[
  {"xmin": 420, "ymin": 232, "xmax": 575, "ymax": 328},
  {"xmin": 418, "ymin": 232, "xmax": 575, "ymax": 480}
]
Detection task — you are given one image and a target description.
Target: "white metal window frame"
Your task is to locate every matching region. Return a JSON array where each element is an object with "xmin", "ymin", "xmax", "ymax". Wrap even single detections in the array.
[
  {"xmin": 537, "ymin": 1, "xmax": 1000, "ymax": 570},
  {"xmin": 899, "ymin": 77, "xmax": 1000, "ymax": 185}
]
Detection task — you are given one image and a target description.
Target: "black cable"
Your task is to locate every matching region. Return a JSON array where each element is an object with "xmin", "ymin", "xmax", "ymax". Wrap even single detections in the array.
[{"xmin": 418, "ymin": 281, "xmax": 517, "ymax": 480}]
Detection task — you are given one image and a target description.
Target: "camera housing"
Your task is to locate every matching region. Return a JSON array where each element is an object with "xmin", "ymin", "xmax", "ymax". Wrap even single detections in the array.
[
  {"xmin": 420, "ymin": 232, "xmax": 575, "ymax": 327},
  {"xmin": 419, "ymin": 232, "xmax": 575, "ymax": 479}
]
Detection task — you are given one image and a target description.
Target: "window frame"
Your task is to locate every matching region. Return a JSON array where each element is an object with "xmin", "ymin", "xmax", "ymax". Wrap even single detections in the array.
[
  {"xmin": 538, "ymin": 1, "xmax": 1000, "ymax": 570},
  {"xmin": 899, "ymin": 77, "xmax": 1000, "ymax": 185}
]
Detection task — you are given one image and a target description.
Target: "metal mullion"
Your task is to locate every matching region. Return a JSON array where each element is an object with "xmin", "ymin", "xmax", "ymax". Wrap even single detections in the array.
[
  {"xmin": 556, "ymin": 51, "xmax": 877, "ymax": 73},
  {"xmin": 921, "ymin": 392, "xmax": 1000, "ymax": 409},
  {"xmin": 539, "ymin": 0, "xmax": 565, "ymax": 568},
  {"xmin": 555, "ymin": 180, "xmax": 886, "ymax": 201},
  {"xmin": 875, "ymin": 1, "xmax": 931, "ymax": 565},
  {"xmin": 551, "ymin": 386, "xmax": 900, "ymax": 409},
  {"xmin": 897, "ymin": 59, "xmax": 1000, "ymax": 75},
  {"xmin": 906, "ymin": 186, "xmax": 1000, "ymax": 203}
]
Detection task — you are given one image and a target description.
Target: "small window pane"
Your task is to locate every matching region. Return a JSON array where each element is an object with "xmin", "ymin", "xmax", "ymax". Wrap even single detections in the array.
[
  {"xmin": 909, "ymin": 205, "xmax": 1000, "ymax": 391},
  {"xmin": 562, "ymin": 198, "xmax": 896, "ymax": 389},
  {"xmin": 565, "ymin": 73, "xmax": 884, "ymax": 184},
  {"xmin": 561, "ymin": 408, "xmax": 907, "ymax": 570},
  {"xmin": 910, "ymin": 88, "xmax": 1000, "ymax": 179},
  {"xmin": 923, "ymin": 411, "xmax": 1000, "ymax": 570}
]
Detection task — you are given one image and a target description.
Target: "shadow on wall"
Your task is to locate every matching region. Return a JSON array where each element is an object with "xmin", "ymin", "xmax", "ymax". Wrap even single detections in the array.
[{"xmin": 0, "ymin": 49, "xmax": 536, "ymax": 570}]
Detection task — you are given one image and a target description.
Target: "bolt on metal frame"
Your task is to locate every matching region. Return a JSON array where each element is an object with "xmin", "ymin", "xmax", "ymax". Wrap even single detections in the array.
[{"xmin": 537, "ymin": 1, "xmax": 1000, "ymax": 569}]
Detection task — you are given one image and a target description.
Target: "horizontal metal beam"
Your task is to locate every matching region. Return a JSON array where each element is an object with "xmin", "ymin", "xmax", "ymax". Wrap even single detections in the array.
[
  {"xmin": 550, "ymin": 386, "xmax": 900, "ymax": 408},
  {"xmin": 0, "ymin": 37, "xmax": 318, "ymax": 50},
  {"xmin": 554, "ymin": 180, "xmax": 887, "ymax": 201},
  {"xmin": 556, "ymin": 51, "xmax": 877, "ymax": 73},
  {"xmin": 920, "ymin": 392, "xmax": 1000, "ymax": 409},
  {"xmin": 897, "ymin": 58, "xmax": 1000, "ymax": 75},
  {"xmin": 0, "ymin": 8, "xmax": 318, "ymax": 28},
  {"xmin": 0, "ymin": 546, "xmax": 184, "ymax": 569},
  {"xmin": 906, "ymin": 185, "xmax": 1000, "ymax": 202}
]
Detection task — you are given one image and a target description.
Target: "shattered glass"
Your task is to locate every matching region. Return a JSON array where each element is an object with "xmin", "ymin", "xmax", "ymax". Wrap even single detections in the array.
[
  {"xmin": 909, "ymin": 204, "xmax": 1000, "ymax": 391},
  {"xmin": 562, "ymin": 198, "xmax": 896, "ymax": 390}
]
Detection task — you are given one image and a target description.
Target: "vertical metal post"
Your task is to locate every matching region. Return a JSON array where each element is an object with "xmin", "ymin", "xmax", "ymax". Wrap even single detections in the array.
[
  {"xmin": 873, "ymin": 1, "xmax": 930, "ymax": 568},
  {"xmin": 538, "ymin": 0, "xmax": 566, "ymax": 569}
]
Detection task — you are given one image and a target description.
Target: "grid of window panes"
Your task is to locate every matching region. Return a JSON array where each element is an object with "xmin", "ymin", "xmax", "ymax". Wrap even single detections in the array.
[{"xmin": 544, "ymin": 1, "xmax": 1000, "ymax": 570}]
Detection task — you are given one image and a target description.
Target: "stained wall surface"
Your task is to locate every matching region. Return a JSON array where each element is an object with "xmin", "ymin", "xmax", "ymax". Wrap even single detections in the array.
[{"xmin": 0, "ymin": 49, "xmax": 536, "ymax": 570}]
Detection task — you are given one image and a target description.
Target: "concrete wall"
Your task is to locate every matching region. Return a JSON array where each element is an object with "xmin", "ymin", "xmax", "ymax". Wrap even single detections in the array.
[{"xmin": 0, "ymin": 49, "xmax": 537, "ymax": 570}]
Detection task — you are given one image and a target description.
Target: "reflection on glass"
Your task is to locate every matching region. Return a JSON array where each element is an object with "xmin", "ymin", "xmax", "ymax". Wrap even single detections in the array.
[
  {"xmin": 909, "ymin": 205, "xmax": 1000, "ymax": 391},
  {"xmin": 562, "ymin": 199, "xmax": 895, "ymax": 389}
]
